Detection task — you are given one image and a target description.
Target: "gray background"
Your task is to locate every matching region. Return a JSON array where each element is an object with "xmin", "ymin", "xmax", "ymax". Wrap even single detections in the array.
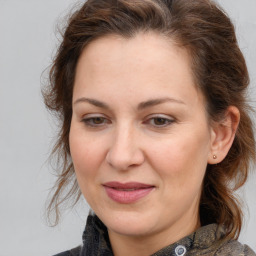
[{"xmin": 0, "ymin": 0, "xmax": 255, "ymax": 255}]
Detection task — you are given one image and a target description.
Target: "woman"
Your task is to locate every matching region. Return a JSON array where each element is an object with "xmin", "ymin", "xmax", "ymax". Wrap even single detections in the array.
[{"xmin": 44, "ymin": 0, "xmax": 256, "ymax": 255}]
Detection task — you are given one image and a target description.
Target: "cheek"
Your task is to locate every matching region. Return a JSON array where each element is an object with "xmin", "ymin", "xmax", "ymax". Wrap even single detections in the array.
[
  {"xmin": 69, "ymin": 130, "xmax": 104, "ymax": 207},
  {"xmin": 147, "ymin": 130, "xmax": 210, "ymax": 184},
  {"xmin": 147, "ymin": 135, "xmax": 209, "ymax": 211},
  {"xmin": 69, "ymin": 125, "xmax": 102, "ymax": 182}
]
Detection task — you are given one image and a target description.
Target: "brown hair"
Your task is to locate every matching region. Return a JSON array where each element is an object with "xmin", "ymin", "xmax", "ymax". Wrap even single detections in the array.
[{"xmin": 43, "ymin": 0, "xmax": 255, "ymax": 239}]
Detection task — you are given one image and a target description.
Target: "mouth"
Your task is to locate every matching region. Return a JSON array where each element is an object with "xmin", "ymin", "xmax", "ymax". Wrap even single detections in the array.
[{"xmin": 103, "ymin": 182, "xmax": 155, "ymax": 204}]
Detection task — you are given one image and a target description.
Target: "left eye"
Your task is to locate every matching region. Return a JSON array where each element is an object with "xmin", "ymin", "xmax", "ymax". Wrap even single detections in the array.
[
  {"xmin": 147, "ymin": 116, "xmax": 174, "ymax": 127},
  {"xmin": 82, "ymin": 116, "xmax": 109, "ymax": 127}
]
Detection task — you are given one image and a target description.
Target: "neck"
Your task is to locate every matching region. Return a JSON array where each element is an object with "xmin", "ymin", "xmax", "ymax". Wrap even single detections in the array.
[{"xmin": 108, "ymin": 212, "xmax": 200, "ymax": 256}]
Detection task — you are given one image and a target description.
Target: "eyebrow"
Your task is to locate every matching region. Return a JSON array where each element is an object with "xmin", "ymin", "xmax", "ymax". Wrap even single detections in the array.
[
  {"xmin": 74, "ymin": 97, "xmax": 110, "ymax": 109},
  {"xmin": 73, "ymin": 97, "xmax": 185, "ymax": 110},
  {"xmin": 137, "ymin": 97, "xmax": 185, "ymax": 110}
]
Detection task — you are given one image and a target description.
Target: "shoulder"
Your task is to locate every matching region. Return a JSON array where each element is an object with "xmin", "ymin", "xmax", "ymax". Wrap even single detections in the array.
[
  {"xmin": 190, "ymin": 224, "xmax": 255, "ymax": 256},
  {"xmin": 216, "ymin": 240, "xmax": 256, "ymax": 256},
  {"xmin": 53, "ymin": 245, "xmax": 82, "ymax": 256}
]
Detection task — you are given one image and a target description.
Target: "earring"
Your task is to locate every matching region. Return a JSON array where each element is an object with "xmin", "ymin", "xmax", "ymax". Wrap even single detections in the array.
[{"xmin": 213, "ymin": 155, "xmax": 217, "ymax": 159}]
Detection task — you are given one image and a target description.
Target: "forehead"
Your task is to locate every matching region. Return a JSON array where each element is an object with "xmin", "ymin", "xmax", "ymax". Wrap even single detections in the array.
[
  {"xmin": 77, "ymin": 32, "xmax": 191, "ymax": 71},
  {"xmin": 76, "ymin": 32, "xmax": 193, "ymax": 80},
  {"xmin": 73, "ymin": 32, "xmax": 203, "ymax": 108}
]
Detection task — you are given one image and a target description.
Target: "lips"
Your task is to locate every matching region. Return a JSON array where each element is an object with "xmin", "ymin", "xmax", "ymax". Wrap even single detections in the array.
[{"xmin": 103, "ymin": 182, "xmax": 155, "ymax": 204}]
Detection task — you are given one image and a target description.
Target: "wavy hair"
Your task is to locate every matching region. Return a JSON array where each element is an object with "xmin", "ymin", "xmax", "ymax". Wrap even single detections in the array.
[{"xmin": 43, "ymin": 0, "xmax": 255, "ymax": 239}]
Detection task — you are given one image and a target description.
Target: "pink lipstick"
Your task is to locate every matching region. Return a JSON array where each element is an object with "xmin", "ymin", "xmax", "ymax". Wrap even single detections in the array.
[{"xmin": 103, "ymin": 182, "xmax": 154, "ymax": 204}]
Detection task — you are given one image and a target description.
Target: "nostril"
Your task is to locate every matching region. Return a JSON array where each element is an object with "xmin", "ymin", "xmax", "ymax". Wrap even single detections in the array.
[{"xmin": 105, "ymin": 147, "xmax": 144, "ymax": 170}]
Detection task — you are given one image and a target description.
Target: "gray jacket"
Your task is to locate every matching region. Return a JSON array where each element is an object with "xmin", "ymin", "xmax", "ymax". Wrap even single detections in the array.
[{"xmin": 54, "ymin": 214, "xmax": 255, "ymax": 256}]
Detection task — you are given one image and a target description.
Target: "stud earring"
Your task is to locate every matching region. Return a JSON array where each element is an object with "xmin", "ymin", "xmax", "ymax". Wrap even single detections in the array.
[{"xmin": 213, "ymin": 155, "xmax": 217, "ymax": 159}]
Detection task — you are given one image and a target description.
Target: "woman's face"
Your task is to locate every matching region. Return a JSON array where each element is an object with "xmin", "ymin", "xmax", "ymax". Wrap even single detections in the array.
[{"xmin": 70, "ymin": 32, "xmax": 214, "ymax": 243}]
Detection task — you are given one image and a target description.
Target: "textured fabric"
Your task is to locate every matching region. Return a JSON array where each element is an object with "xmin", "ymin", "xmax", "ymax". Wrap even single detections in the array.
[
  {"xmin": 53, "ymin": 246, "xmax": 82, "ymax": 256},
  {"xmin": 53, "ymin": 214, "xmax": 255, "ymax": 256}
]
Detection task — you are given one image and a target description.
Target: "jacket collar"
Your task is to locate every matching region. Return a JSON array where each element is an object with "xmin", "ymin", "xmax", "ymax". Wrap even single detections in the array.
[{"xmin": 81, "ymin": 214, "xmax": 225, "ymax": 256}]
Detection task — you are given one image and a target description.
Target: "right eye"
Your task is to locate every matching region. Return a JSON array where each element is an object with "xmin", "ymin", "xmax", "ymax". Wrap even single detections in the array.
[{"xmin": 82, "ymin": 116, "xmax": 110, "ymax": 127}]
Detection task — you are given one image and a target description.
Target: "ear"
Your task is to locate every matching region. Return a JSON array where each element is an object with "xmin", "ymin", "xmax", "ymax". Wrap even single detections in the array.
[{"xmin": 208, "ymin": 106, "xmax": 240, "ymax": 164}]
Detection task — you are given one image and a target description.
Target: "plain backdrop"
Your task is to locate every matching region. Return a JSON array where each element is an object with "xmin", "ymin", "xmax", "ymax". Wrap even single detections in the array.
[{"xmin": 0, "ymin": 0, "xmax": 255, "ymax": 255}]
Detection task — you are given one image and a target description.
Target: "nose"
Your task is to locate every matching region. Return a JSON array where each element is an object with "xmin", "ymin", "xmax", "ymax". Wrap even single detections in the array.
[{"xmin": 106, "ymin": 125, "xmax": 145, "ymax": 171}]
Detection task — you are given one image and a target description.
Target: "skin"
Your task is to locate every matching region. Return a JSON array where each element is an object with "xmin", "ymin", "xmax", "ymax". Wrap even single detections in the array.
[{"xmin": 69, "ymin": 32, "xmax": 239, "ymax": 256}]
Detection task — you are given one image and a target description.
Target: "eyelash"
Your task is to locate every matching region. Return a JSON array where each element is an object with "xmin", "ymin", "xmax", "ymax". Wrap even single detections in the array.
[
  {"xmin": 82, "ymin": 116, "xmax": 110, "ymax": 127},
  {"xmin": 81, "ymin": 115, "xmax": 175, "ymax": 128},
  {"xmin": 144, "ymin": 116, "xmax": 175, "ymax": 127}
]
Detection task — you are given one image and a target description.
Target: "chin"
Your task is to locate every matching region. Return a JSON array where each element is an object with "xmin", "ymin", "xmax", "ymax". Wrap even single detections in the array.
[
  {"xmin": 97, "ymin": 209, "xmax": 159, "ymax": 237},
  {"xmin": 108, "ymin": 221, "xmax": 153, "ymax": 237}
]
